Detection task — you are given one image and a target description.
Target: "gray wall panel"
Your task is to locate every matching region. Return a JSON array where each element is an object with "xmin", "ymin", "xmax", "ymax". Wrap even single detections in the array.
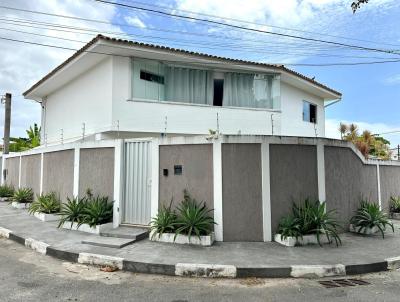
[
  {"xmin": 380, "ymin": 166, "xmax": 400, "ymax": 211},
  {"xmin": 79, "ymin": 148, "xmax": 115, "ymax": 200},
  {"xmin": 270, "ymin": 144, "xmax": 319, "ymax": 234},
  {"xmin": 20, "ymin": 154, "xmax": 41, "ymax": 195},
  {"xmin": 325, "ymin": 146, "xmax": 378, "ymax": 228},
  {"xmin": 4, "ymin": 157, "xmax": 20, "ymax": 188},
  {"xmin": 42, "ymin": 150, "xmax": 74, "ymax": 201},
  {"xmin": 222, "ymin": 143, "xmax": 263, "ymax": 242},
  {"xmin": 159, "ymin": 144, "xmax": 213, "ymax": 209}
]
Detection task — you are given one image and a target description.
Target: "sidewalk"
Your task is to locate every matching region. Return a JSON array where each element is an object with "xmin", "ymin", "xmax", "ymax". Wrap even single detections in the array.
[{"xmin": 1, "ymin": 203, "xmax": 400, "ymax": 278}]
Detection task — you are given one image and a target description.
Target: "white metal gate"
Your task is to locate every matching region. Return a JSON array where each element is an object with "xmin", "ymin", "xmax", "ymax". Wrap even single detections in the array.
[{"xmin": 122, "ymin": 140, "xmax": 152, "ymax": 225}]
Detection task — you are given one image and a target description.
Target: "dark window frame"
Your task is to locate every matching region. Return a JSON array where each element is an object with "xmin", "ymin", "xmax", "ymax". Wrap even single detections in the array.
[
  {"xmin": 302, "ymin": 100, "xmax": 317, "ymax": 124},
  {"xmin": 140, "ymin": 70, "xmax": 165, "ymax": 85}
]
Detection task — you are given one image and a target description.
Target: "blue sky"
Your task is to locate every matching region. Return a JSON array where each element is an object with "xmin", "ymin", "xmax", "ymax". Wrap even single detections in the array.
[{"xmin": 0, "ymin": 0, "xmax": 399, "ymax": 147}]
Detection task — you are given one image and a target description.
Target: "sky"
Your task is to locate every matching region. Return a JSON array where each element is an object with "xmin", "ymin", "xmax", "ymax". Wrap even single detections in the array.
[{"xmin": 0, "ymin": 0, "xmax": 399, "ymax": 147}]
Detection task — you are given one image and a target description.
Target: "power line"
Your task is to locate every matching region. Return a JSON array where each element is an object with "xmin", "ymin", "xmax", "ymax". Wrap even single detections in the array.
[
  {"xmin": 117, "ymin": 0, "xmax": 400, "ymax": 48},
  {"xmin": 93, "ymin": 0, "xmax": 400, "ymax": 56},
  {"xmin": 1, "ymin": 23, "xmax": 397, "ymax": 61},
  {"xmin": 1, "ymin": 35, "xmax": 400, "ymax": 67}
]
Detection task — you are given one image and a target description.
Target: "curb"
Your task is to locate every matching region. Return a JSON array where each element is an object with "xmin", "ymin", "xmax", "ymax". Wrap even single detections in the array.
[{"xmin": 0, "ymin": 227, "xmax": 396, "ymax": 279}]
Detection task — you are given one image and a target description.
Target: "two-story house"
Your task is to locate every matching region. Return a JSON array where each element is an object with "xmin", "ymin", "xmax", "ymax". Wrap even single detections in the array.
[{"xmin": 23, "ymin": 35, "xmax": 341, "ymax": 145}]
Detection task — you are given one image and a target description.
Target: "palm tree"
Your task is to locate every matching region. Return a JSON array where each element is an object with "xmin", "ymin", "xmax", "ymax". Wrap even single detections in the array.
[{"xmin": 339, "ymin": 123, "xmax": 348, "ymax": 139}]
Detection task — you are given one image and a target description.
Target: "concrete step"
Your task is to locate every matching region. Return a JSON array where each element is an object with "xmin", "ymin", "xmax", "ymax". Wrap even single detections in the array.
[
  {"xmin": 81, "ymin": 237, "xmax": 136, "ymax": 249},
  {"xmin": 100, "ymin": 226, "xmax": 149, "ymax": 241}
]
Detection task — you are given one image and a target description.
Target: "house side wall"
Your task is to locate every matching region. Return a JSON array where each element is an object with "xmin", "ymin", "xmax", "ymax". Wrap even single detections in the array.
[
  {"xmin": 325, "ymin": 147, "xmax": 379, "ymax": 227},
  {"xmin": 222, "ymin": 143, "xmax": 263, "ymax": 242},
  {"xmin": 269, "ymin": 144, "xmax": 319, "ymax": 233},
  {"xmin": 379, "ymin": 166, "xmax": 400, "ymax": 211},
  {"xmin": 158, "ymin": 144, "xmax": 213, "ymax": 209},
  {"xmin": 44, "ymin": 57, "xmax": 113, "ymax": 145},
  {"xmin": 20, "ymin": 154, "xmax": 41, "ymax": 195},
  {"xmin": 280, "ymin": 82, "xmax": 325, "ymax": 137},
  {"xmin": 42, "ymin": 150, "xmax": 74, "ymax": 201},
  {"xmin": 79, "ymin": 148, "xmax": 115, "ymax": 200},
  {"xmin": 4, "ymin": 157, "xmax": 20, "ymax": 188}
]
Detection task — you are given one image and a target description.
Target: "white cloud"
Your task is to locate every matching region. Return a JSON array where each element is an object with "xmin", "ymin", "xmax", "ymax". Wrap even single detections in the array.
[
  {"xmin": 383, "ymin": 74, "xmax": 400, "ymax": 85},
  {"xmin": 0, "ymin": 0, "xmax": 122, "ymax": 140},
  {"xmin": 326, "ymin": 118, "xmax": 400, "ymax": 147},
  {"xmin": 124, "ymin": 16, "xmax": 147, "ymax": 29}
]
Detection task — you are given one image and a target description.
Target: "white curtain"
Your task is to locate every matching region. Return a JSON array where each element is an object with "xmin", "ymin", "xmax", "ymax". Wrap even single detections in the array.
[
  {"xmin": 223, "ymin": 73, "xmax": 273, "ymax": 109},
  {"xmin": 164, "ymin": 66, "xmax": 213, "ymax": 105}
]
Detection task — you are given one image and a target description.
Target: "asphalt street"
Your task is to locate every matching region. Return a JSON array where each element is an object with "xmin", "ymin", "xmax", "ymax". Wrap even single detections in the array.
[{"xmin": 0, "ymin": 238, "xmax": 399, "ymax": 302}]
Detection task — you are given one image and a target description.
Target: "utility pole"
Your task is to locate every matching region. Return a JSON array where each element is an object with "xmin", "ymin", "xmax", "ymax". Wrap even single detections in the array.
[{"xmin": 1, "ymin": 93, "xmax": 11, "ymax": 154}]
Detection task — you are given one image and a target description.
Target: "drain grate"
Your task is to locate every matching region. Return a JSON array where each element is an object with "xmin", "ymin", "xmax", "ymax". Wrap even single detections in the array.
[{"xmin": 319, "ymin": 278, "xmax": 370, "ymax": 288}]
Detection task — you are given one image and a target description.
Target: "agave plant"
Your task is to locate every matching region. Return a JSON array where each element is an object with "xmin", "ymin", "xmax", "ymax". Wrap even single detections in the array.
[
  {"xmin": 150, "ymin": 200, "xmax": 177, "ymax": 239},
  {"xmin": 277, "ymin": 199, "xmax": 342, "ymax": 246},
  {"xmin": 350, "ymin": 201, "xmax": 394, "ymax": 238},
  {"xmin": 28, "ymin": 192, "xmax": 61, "ymax": 215},
  {"xmin": 82, "ymin": 196, "xmax": 113, "ymax": 227},
  {"xmin": 390, "ymin": 196, "xmax": 400, "ymax": 214},
  {"xmin": 174, "ymin": 191, "xmax": 215, "ymax": 241},
  {"xmin": 0, "ymin": 184, "xmax": 14, "ymax": 198},
  {"xmin": 277, "ymin": 215, "xmax": 302, "ymax": 240},
  {"xmin": 57, "ymin": 196, "xmax": 87, "ymax": 228},
  {"xmin": 12, "ymin": 188, "xmax": 34, "ymax": 204}
]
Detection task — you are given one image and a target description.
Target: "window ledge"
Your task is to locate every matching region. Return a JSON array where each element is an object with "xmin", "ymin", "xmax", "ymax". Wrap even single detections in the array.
[{"xmin": 126, "ymin": 98, "xmax": 282, "ymax": 113}]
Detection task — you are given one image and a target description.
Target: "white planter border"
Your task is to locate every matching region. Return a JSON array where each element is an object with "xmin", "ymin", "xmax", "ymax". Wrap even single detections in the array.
[
  {"xmin": 391, "ymin": 212, "xmax": 400, "ymax": 220},
  {"xmin": 150, "ymin": 231, "xmax": 215, "ymax": 246},
  {"xmin": 0, "ymin": 197, "xmax": 11, "ymax": 202},
  {"xmin": 11, "ymin": 202, "xmax": 30, "ymax": 209},
  {"xmin": 33, "ymin": 212, "xmax": 60, "ymax": 222},
  {"xmin": 62, "ymin": 222, "xmax": 113, "ymax": 235},
  {"xmin": 274, "ymin": 234, "xmax": 331, "ymax": 247},
  {"xmin": 349, "ymin": 224, "xmax": 380, "ymax": 235}
]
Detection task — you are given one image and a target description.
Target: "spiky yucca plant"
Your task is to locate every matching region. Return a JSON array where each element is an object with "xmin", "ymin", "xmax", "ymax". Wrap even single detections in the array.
[
  {"xmin": 28, "ymin": 192, "xmax": 61, "ymax": 214},
  {"xmin": 174, "ymin": 191, "xmax": 215, "ymax": 241},
  {"xmin": 82, "ymin": 196, "xmax": 113, "ymax": 227},
  {"xmin": 150, "ymin": 200, "xmax": 176, "ymax": 239},
  {"xmin": 390, "ymin": 196, "xmax": 400, "ymax": 214},
  {"xmin": 12, "ymin": 188, "xmax": 34, "ymax": 204},
  {"xmin": 350, "ymin": 201, "xmax": 394, "ymax": 238},
  {"xmin": 0, "ymin": 184, "xmax": 14, "ymax": 198},
  {"xmin": 57, "ymin": 196, "xmax": 87, "ymax": 228}
]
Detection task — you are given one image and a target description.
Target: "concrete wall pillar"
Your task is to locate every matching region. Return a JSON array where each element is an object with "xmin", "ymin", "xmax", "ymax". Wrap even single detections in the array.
[
  {"xmin": 261, "ymin": 142, "xmax": 272, "ymax": 241},
  {"xmin": 213, "ymin": 139, "xmax": 223, "ymax": 241},
  {"xmin": 377, "ymin": 164, "xmax": 382, "ymax": 210},
  {"xmin": 73, "ymin": 148, "xmax": 80, "ymax": 197},
  {"xmin": 113, "ymin": 139, "xmax": 124, "ymax": 228}
]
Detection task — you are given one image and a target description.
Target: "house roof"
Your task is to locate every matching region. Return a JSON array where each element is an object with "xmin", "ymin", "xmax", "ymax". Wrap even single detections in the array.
[{"xmin": 23, "ymin": 34, "xmax": 342, "ymax": 98}]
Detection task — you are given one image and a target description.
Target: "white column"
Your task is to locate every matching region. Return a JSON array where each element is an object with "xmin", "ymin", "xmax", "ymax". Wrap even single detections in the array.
[
  {"xmin": 73, "ymin": 148, "xmax": 80, "ymax": 197},
  {"xmin": 150, "ymin": 139, "xmax": 160, "ymax": 220},
  {"xmin": 261, "ymin": 142, "xmax": 272, "ymax": 242},
  {"xmin": 213, "ymin": 139, "xmax": 223, "ymax": 241},
  {"xmin": 1, "ymin": 155, "xmax": 5, "ymax": 185},
  {"xmin": 317, "ymin": 142, "xmax": 326, "ymax": 203},
  {"xmin": 18, "ymin": 156, "xmax": 22, "ymax": 188},
  {"xmin": 377, "ymin": 164, "xmax": 382, "ymax": 210},
  {"xmin": 113, "ymin": 139, "xmax": 124, "ymax": 228},
  {"xmin": 39, "ymin": 153, "xmax": 44, "ymax": 194}
]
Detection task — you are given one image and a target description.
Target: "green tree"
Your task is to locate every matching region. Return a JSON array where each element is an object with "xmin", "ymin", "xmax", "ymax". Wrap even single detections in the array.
[{"xmin": 8, "ymin": 123, "xmax": 41, "ymax": 152}]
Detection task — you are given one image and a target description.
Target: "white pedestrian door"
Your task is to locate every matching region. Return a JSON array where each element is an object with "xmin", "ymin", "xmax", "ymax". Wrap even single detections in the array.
[{"xmin": 122, "ymin": 140, "xmax": 152, "ymax": 225}]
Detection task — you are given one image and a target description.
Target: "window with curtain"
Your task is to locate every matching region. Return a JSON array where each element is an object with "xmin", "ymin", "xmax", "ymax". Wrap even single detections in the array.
[{"xmin": 223, "ymin": 73, "xmax": 279, "ymax": 109}]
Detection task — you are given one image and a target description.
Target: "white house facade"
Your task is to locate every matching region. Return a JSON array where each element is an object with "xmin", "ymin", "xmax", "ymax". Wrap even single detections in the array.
[{"xmin": 24, "ymin": 35, "xmax": 341, "ymax": 146}]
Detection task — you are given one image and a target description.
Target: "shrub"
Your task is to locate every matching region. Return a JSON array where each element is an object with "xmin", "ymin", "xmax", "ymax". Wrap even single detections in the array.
[
  {"xmin": 150, "ymin": 201, "xmax": 177, "ymax": 239},
  {"xmin": 82, "ymin": 196, "xmax": 113, "ymax": 227},
  {"xmin": 350, "ymin": 200, "xmax": 394, "ymax": 238},
  {"xmin": 390, "ymin": 196, "xmax": 400, "ymax": 214},
  {"xmin": 277, "ymin": 199, "xmax": 342, "ymax": 246},
  {"xmin": 174, "ymin": 191, "xmax": 215, "ymax": 241},
  {"xmin": 28, "ymin": 192, "xmax": 61, "ymax": 214},
  {"xmin": 57, "ymin": 196, "xmax": 87, "ymax": 228},
  {"xmin": 12, "ymin": 188, "xmax": 34, "ymax": 204},
  {"xmin": 0, "ymin": 184, "xmax": 14, "ymax": 198}
]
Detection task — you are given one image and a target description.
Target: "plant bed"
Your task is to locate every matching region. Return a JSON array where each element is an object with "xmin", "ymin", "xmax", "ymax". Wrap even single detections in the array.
[
  {"xmin": 62, "ymin": 222, "xmax": 114, "ymax": 235},
  {"xmin": 0, "ymin": 197, "xmax": 11, "ymax": 202},
  {"xmin": 274, "ymin": 234, "xmax": 331, "ymax": 247},
  {"xmin": 391, "ymin": 212, "xmax": 400, "ymax": 220},
  {"xmin": 11, "ymin": 202, "xmax": 30, "ymax": 209},
  {"xmin": 33, "ymin": 212, "xmax": 60, "ymax": 222},
  {"xmin": 150, "ymin": 230, "xmax": 215, "ymax": 246},
  {"xmin": 0, "ymin": 184, "xmax": 15, "ymax": 202},
  {"xmin": 349, "ymin": 224, "xmax": 379, "ymax": 235}
]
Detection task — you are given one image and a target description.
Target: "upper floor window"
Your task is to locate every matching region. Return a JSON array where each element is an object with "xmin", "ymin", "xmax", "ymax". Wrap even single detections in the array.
[
  {"xmin": 131, "ymin": 58, "xmax": 281, "ymax": 110},
  {"xmin": 303, "ymin": 101, "xmax": 317, "ymax": 123}
]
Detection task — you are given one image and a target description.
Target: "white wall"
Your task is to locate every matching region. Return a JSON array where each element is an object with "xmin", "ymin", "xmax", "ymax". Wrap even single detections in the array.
[
  {"xmin": 280, "ymin": 82, "xmax": 325, "ymax": 137},
  {"xmin": 44, "ymin": 57, "xmax": 113, "ymax": 145}
]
